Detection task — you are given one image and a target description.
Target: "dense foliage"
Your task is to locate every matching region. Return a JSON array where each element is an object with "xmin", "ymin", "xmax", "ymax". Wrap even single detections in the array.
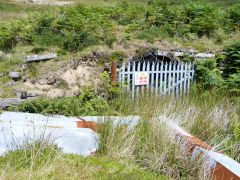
[
  {"xmin": 11, "ymin": 88, "xmax": 109, "ymax": 116},
  {"xmin": 0, "ymin": 1, "xmax": 239, "ymax": 52}
]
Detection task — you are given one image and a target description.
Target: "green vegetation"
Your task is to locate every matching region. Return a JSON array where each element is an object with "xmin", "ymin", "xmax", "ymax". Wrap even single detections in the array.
[
  {"xmin": 0, "ymin": 0, "xmax": 239, "ymax": 53},
  {"xmin": 0, "ymin": 136, "xmax": 167, "ymax": 179},
  {"xmin": 0, "ymin": 0, "xmax": 240, "ymax": 179}
]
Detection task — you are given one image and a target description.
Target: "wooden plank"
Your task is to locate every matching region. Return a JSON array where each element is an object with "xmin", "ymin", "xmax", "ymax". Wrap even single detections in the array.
[
  {"xmin": 136, "ymin": 62, "xmax": 141, "ymax": 98},
  {"xmin": 151, "ymin": 62, "xmax": 155, "ymax": 94},
  {"xmin": 155, "ymin": 62, "xmax": 160, "ymax": 96},
  {"xmin": 172, "ymin": 62, "xmax": 176, "ymax": 97},
  {"xmin": 160, "ymin": 62, "xmax": 163, "ymax": 96},
  {"xmin": 180, "ymin": 63, "xmax": 184, "ymax": 97},
  {"xmin": 127, "ymin": 62, "xmax": 130, "ymax": 91},
  {"xmin": 187, "ymin": 62, "xmax": 191, "ymax": 95},
  {"xmin": 132, "ymin": 62, "xmax": 136, "ymax": 99},
  {"xmin": 122, "ymin": 62, "xmax": 125, "ymax": 90},
  {"xmin": 183, "ymin": 62, "xmax": 187, "ymax": 94},
  {"xmin": 142, "ymin": 62, "xmax": 146, "ymax": 95},
  {"xmin": 176, "ymin": 62, "xmax": 180, "ymax": 98},
  {"xmin": 168, "ymin": 61, "xmax": 172, "ymax": 96},
  {"xmin": 164, "ymin": 62, "xmax": 167, "ymax": 95},
  {"xmin": 146, "ymin": 62, "xmax": 150, "ymax": 92}
]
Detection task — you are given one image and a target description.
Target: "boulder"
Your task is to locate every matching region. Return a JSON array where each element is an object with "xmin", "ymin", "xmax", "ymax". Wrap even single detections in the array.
[
  {"xmin": 24, "ymin": 53, "xmax": 57, "ymax": 63},
  {"xmin": 0, "ymin": 98, "xmax": 25, "ymax": 108},
  {"xmin": 9, "ymin": 72, "xmax": 21, "ymax": 80},
  {"xmin": 8, "ymin": 81, "xmax": 17, "ymax": 87},
  {"xmin": 16, "ymin": 91, "xmax": 28, "ymax": 99},
  {"xmin": 27, "ymin": 92, "xmax": 38, "ymax": 97}
]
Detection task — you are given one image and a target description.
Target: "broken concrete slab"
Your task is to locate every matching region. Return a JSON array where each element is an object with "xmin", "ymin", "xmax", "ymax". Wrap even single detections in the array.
[
  {"xmin": 0, "ymin": 98, "xmax": 25, "ymax": 108},
  {"xmin": 24, "ymin": 53, "xmax": 57, "ymax": 63},
  {"xmin": 9, "ymin": 72, "xmax": 21, "ymax": 80},
  {"xmin": 0, "ymin": 112, "xmax": 141, "ymax": 156},
  {"xmin": 7, "ymin": 81, "xmax": 17, "ymax": 87}
]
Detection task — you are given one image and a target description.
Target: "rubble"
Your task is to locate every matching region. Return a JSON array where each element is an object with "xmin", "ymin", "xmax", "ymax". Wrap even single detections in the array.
[{"xmin": 24, "ymin": 53, "xmax": 57, "ymax": 63}]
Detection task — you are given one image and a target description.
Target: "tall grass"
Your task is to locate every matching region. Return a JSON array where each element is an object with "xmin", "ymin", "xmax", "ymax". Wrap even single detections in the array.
[
  {"xmin": 97, "ymin": 114, "xmax": 208, "ymax": 179},
  {"xmin": 106, "ymin": 88, "xmax": 240, "ymax": 164}
]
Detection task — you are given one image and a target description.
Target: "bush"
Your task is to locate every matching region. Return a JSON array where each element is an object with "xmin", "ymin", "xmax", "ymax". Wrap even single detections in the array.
[
  {"xmin": 0, "ymin": 21, "xmax": 21, "ymax": 51},
  {"xmin": 223, "ymin": 41, "xmax": 240, "ymax": 77},
  {"xmin": 194, "ymin": 57, "xmax": 224, "ymax": 88},
  {"xmin": 11, "ymin": 88, "xmax": 109, "ymax": 116},
  {"xmin": 228, "ymin": 4, "xmax": 240, "ymax": 31},
  {"xmin": 147, "ymin": 1, "xmax": 219, "ymax": 37}
]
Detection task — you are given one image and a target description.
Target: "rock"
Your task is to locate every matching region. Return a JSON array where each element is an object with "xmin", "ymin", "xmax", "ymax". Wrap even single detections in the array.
[
  {"xmin": 8, "ymin": 81, "xmax": 17, "ymax": 87},
  {"xmin": 9, "ymin": 72, "xmax": 21, "ymax": 80},
  {"xmin": 24, "ymin": 53, "xmax": 57, "ymax": 63},
  {"xmin": 0, "ymin": 98, "xmax": 25, "ymax": 108},
  {"xmin": 27, "ymin": 92, "xmax": 38, "ymax": 97},
  {"xmin": 21, "ymin": 64, "xmax": 27, "ymax": 70},
  {"xmin": 47, "ymin": 76, "xmax": 56, "ymax": 85},
  {"xmin": 16, "ymin": 91, "xmax": 28, "ymax": 99}
]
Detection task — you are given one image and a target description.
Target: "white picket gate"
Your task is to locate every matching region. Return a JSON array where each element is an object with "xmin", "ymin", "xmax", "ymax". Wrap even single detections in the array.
[{"xmin": 118, "ymin": 61, "xmax": 195, "ymax": 99}]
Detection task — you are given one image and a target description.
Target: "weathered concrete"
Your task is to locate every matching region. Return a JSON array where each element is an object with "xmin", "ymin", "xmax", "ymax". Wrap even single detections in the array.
[
  {"xmin": 0, "ymin": 112, "xmax": 140, "ymax": 156},
  {"xmin": 9, "ymin": 72, "xmax": 21, "ymax": 80},
  {"xmin": 0, "ymin": 98, "xmax": 25, "ymax": 108},
  {"xmin": 24, "ymin": 53, "xmax": 57, "ymax": 63}
]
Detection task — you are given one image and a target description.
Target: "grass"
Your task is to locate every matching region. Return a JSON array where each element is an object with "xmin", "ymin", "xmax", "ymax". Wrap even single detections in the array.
[
  {"xmin": 1, "ymin": 88, "xmax": 240, "ymax": 179},
  {"xmin": 0, "ymin": 1, "xmax": 49, "ymax": 21},
  {"xmin": 0, "ymin": 136, "xmax": 168, "ymax": 179}
]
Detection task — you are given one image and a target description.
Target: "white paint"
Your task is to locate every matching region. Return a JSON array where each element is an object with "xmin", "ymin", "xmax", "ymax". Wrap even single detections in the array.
[
  {"xmin": 0, "ymin": 112, "xmax": 140, "ymax": 156},
  {"xmin": 0, "ymin": 122, "xmax": 98, "ymax": 156},
  {"xmin": 199, "ymin": 147, "xmax": 240, "ymax": 178}
]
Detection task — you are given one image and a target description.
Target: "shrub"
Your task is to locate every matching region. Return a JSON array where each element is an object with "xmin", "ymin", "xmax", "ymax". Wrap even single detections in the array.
[
  {"xmin": 228, "ymin": 4, "xmax": 240, "ymax": 31},
  {"xmin": 223, "ymin": 41, "xmax": 240, "ymax": 77},
  {"xmin": 0, "ymin": 21, "xmax": 21, "ymax": 51},
  {"xmin": 147, "ymin": 1, "xmax": 219, "ymax": 37},
  {"xmin": 11, "ymin": 87, "xmax": 109, "ymax": 116},
  {"xmin": 194, "ymin": 57, "xmax": 224, "ymax": 88}
]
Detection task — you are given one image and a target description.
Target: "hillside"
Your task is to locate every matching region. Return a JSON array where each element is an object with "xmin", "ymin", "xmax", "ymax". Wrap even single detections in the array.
[
  {"xmin": 0, "ymin": 0, "xmax": 239, "ymax": 179},
  {"xmin": 0, "ymin": 0, "xmax": 240, "ymax": 99}
]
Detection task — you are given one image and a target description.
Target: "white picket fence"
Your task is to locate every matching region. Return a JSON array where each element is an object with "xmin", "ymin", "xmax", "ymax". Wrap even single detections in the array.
[{"xmin": 118, "ymin": 61, "xmax": 195, "ymax": 99}]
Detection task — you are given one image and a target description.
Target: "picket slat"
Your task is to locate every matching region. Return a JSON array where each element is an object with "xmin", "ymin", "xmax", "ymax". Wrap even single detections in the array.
[
  {"xmin": 155, "ymin": 62, "xmax": 160, "ymax": 95},
  {"xmin": 142, "ymin": 62, "xmax": 146, "ymax": 95},
  {"xmin": 118, "ymin": 61, "xmax": 194, "ymax": 99},
  {"xmin": 132, "ymin": 62, "xmax": 136, "ymax": 99},
  {"xmin": 172, "ymin": 62, "xmax": 176, "ymax": 98},
  {"xmin": 146, "ymin": 62, "xmax": 150, "ymax": 91},
  {"xmin": 176, "ymin": 62, "xmax": 180, "ymax": 98},
  {"xmin": 136, "ymin": 62, "xmax": 141, "ymax": 98},
  {"xmin": 127, "ymin": 62, "xmax": 130, "ymax": 91},
  {"xmin": 151, "ymin": 62, "xmax": 155, "ymax": 93},
  {"xmin": 164, "ymin": 62, "xmax": 168, "ymax": 95},
  {"xmin": 187, "ymin": 62, "xmax": 191, "ymax": 95},
  {"xmin": 168, "ymin": 62, "xmax": 172, "ymax": 95},
  {"xmin": 160, "ymin": 62, "xmax": 163, "ymax": 95}
]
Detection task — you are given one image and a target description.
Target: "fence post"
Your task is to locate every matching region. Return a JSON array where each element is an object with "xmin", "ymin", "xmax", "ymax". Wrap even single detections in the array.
[{"xmin": 111, "ymin": 61, "xmax": 117, "ymax": 82}]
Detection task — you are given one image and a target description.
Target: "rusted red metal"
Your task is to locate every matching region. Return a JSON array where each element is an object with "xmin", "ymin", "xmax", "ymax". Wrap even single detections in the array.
[
  {"xmin": 47, "ymin": 126, "xmax": 64, "ymax": 128},
  {"xmin": 75, "ymin": 121, "xmax": 98, "ymax": 132},
  {"xmin": 212, "ymin": 162, "xmax": 240, "ymax": 180},
  {"xmin": 111, "ymin": 61, "xmax": 117, "ymax": 82}
]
